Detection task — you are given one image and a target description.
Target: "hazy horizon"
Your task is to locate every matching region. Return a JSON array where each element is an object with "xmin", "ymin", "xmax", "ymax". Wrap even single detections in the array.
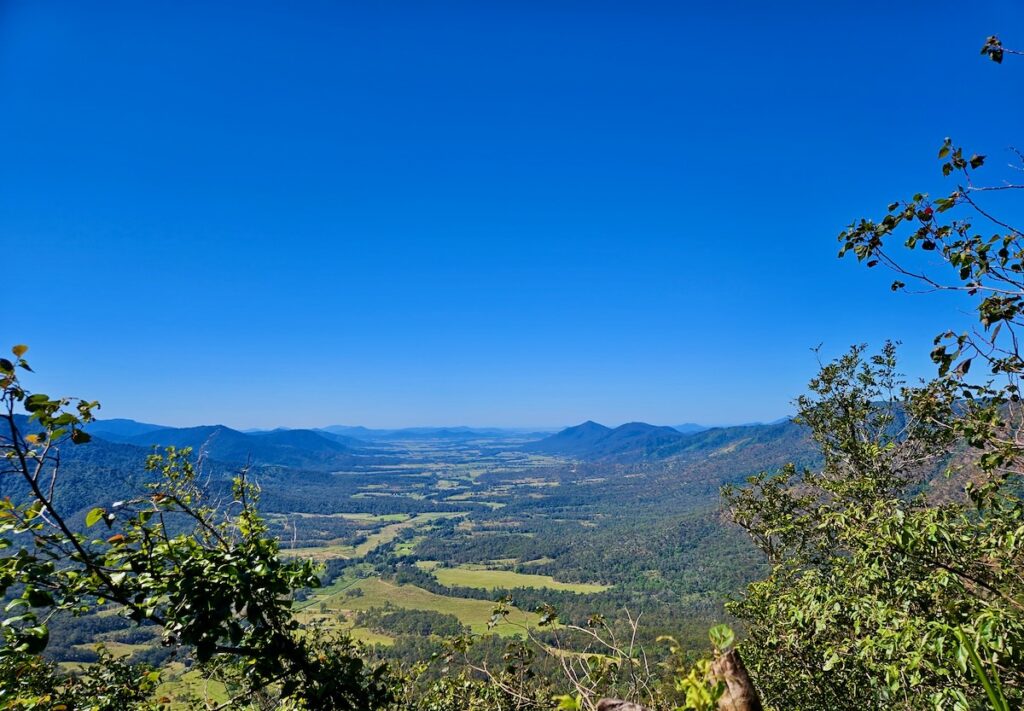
[{"xmin": 90, "ymin": 415, "xmax": 791, "ymax": 433}]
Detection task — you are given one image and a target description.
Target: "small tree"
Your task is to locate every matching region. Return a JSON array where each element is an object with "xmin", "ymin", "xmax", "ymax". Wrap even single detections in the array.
[
  {"xmin": 0, "ymin": 348, "xmax": 393, "ymax": 709},
  {"xmin": 724, "ymin": 35, "xmax": 1024, "ymax": 711},
  {"xmin": 725, "ymin": 343, "xmax": 1023, "ymax": 710}
]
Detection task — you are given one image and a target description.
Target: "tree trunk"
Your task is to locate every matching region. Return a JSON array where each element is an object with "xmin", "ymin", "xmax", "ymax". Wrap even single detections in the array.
[
  {"xmin": 710, "ymin": 649, "xmax": 763, "ymax": 711},
  {"xmin": 596, "ymin": 648, "xmax": 762, "ymax": 711}
]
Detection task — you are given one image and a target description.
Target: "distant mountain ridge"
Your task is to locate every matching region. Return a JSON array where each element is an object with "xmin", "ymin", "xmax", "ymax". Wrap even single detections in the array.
[
  {"xmin": 88, "ymin": 420, "xmax": 378, "ymax": 471},
  {"xmin": 86, "ymin": 417, "xmax": 809, "ymax": 468},
  {"xmin": 88, "ymin": 418, "xmax": 168, "ymax": 439},
  {"xmin": 523, "ymin": 418, "xmax": 811, "ymax": 464},
  {"xmin": 21, "ymin": 415, "xmax": 819, "ymax": 523},
  {"xmin": 319, "ymin": 425, "xmax": 554, "ymax": 441},
  {"xmin": 520, "ymin": 420, "xmax": 612, "ymax": 456}
]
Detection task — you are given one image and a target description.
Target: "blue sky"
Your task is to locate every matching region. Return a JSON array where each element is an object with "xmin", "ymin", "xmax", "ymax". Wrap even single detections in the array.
[{"xmin": 2, "ymin": 1, "xmax": 1022, "ymax": 428}]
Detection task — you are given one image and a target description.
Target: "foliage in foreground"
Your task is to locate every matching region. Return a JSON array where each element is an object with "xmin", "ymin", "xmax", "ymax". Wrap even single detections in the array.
[
  {"xmin": 0, "ymin": 350, "xmax": 393, "ymax": 709},
  {"xmin": 725, "ymin": 344, "xmax": 1023, "ymax": 710},
  {"xmin": 0, "ymin": 647, "xmax": 160, "ymax": 710},
  {"xmin": 723, "ymin": 37, "xmax": 1024, "ymax": 711}
]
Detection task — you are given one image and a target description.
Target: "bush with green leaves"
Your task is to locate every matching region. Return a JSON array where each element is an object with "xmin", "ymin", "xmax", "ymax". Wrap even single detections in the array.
[
  {"xmin": 0, "ymin": 646, "xmax": 161, "ymax": 710},
  {"xmin": 724, "ymin": 343, "xmax": 1023, "ymax": 709},
  {"xmin": 0, "ymin": 348, "xmax": 393, "ymax": 709},
  {"xmin": 723, "ymin": 35, "xmax": 1024, "ymax": 711}
]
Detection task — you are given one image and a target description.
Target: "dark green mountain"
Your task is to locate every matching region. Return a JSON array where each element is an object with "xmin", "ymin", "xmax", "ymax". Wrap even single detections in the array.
[
  {"xmin": 93, "ymin": 424, "xmax": 374, "ymax": 471},
  {"xmin": 89, "ymin": 418, "xmax": 168, "ymax": 439},
  {"xmin": 255, "ymin": 427, "xmax": 369, "ymax": 450},
  {"xmin": 523, "ymin": 418, "xmax": 814, "ymax": 464},
  {"xmin": 521, "ymin": 420, "xmax": 613, "ymax": 456}
]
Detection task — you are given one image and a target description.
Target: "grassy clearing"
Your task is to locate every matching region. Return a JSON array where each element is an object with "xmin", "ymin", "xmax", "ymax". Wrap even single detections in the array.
[
  {"xmin": 444, "ymin": 492, "xmax": 506, "ymax": 509},
  {"xmin": 320, "ymin": 577, "xmax": 540, "ymax": 636},
  {"xmin": 352, "ymin": 491, "xmax": 426, "ymax": 500},
  {"xmin": 430, "ymin": 565, "xmax": 609, "ymax": 594},
  {"xmin": 73, "ymin": 640, "xmax": 149, "ymax": 659},
  {"xmin": 393, "ymin": 536, "xmax": 423, "ymax": 555},
  {"xmin": 289, "ymin": 512, "xmax": 410, "ymax": 522},
  {"xmin": 156, "ymin": 666, "xmax": 230, "ymax": 708},
  {"xmin": 297, "ymin": 609, "xmax": 397, "ymax": 647},
  {"xmin": 347, "ymin": 625, "xmax": 395, "ymax": 646},
  {"xmin": 282, "ymin": 542, "xmax": 358, "ymax": 561},
  {"xmin": 521, "ymin": 557, "xmax": 556, "ymax": 566},
  {"xmin": 283, "ymin": 512, "xmax": 463, "ymax": 561}
]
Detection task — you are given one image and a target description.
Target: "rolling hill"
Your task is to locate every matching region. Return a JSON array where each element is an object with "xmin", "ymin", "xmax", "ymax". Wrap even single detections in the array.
[
  {"xmin": 523, "ymin": 418, "xmax": 814, "ymax": 464},
  {"xmin": 88, "ymin": 421, "xmax": 377, "ymax": 471},
  {"xmin": 89, "ymin": 418, "xmax": 169, "ymax": 439},
  {"xmin": 520, "ymin": 420, "xmax": 613, "ymax": 456}
]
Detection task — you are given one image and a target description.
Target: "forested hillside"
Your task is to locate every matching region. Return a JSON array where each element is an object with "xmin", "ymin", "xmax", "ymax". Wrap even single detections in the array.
[{"xmin": 524, "ymin": 419, "xmax": 814, "ymax": 466}]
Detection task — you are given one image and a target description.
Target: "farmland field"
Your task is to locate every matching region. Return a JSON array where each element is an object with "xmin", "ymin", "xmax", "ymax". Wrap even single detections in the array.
[
  {"xmin": 423, "ymin": 563, "xmax": 610, "ymax": 593},
  {"xmin": 302, "ymin": 576, "xmax": 541, "ymax": 636}
]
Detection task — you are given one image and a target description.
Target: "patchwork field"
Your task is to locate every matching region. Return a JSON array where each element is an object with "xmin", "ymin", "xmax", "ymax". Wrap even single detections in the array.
[
  {"xmin": 302, "ymin": 576, "xmax": 541, "ymax": 636},
  {"xmin": 157, "ymin": 666, "xmax": 229, "ymax": 708},
  {"xmin": 421, "ymin": 562, "xmax": 610, "ymax": 593},
  {"xmin": 282, "ymin": 512, "xmax": 463, "ymax": 560}
]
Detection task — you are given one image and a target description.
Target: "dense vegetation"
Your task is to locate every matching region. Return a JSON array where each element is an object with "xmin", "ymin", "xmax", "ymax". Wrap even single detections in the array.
[{"xmin": 717, "ymin": 37, "xmax": 1024, "ymax": 710}]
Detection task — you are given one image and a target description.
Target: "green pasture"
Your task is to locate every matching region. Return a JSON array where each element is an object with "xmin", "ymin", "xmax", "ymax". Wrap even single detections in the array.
[{"xmin": 426, "ymin": 564, "xmax": 609, "ymax": 594}]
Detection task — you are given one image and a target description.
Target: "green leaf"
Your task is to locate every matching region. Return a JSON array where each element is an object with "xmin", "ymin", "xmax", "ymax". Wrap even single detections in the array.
[
  {"xmin": 85, "ymin": 507, "xmax": 105, "ymax": 528},
  {"xmin": 21, "ymin": 625, "xmax": 49, "ymax": 654},
  {"xmin": 955, "ymin": 358, "xmax": 972, "ymax": 376},
  {"xmin": 11, "ymin": 345, "xmax": 27, "ymax": 358},
  {"xmin": 70, "ymin": 428, "xmax": 91, "ymax": 444},
  {"xmin": 955, "ymin": 629, "xmax": 1009, "ymax": 711},
  {"xmin": 26, "ymin": 588, "xmax": 54, "ymax": 607},
  {"xmin": 5, "ymin": 598, "xmax": 29, "ymax": 612},
  {"xmin": 24, "ymin": 394, "xmax": 50, "ymax": 412},
  {"xmin": 709, "ymin": 624, "xmax": 735, "ymax": 652}
]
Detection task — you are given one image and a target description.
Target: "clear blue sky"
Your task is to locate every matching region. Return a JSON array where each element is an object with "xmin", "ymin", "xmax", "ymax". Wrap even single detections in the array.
[{"xmin": 2, "ymin": 1, "xmax": 1022, "ymax": 428}]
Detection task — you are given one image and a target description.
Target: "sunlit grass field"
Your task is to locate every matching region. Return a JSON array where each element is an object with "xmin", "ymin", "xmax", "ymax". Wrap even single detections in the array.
[
  {"xmin": 310, "ymin": 576, "xmax": 540, "ymax": 636},
  {"xmin": 419, "ymin": 562, "xmax": 609, "ymax": 593}
]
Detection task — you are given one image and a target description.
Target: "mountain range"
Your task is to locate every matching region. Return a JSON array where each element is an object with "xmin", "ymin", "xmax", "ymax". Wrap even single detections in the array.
[
  {"xmin": 4, "ymin": 414, "xmax": 822, "ymax": 527},
  {"xmin": 88, "ymin": 421, "xmax": 378, "ymax": 471},
  {"xmin": 317, "ymin": 425, "xmax": 554, "ymax": 441},
  {"xmin": 523, "ymin": 418, "xmax": 812, "ymax": 464},
  {"xmin": 80, "ymin": 417, "xmax": 807, "ymax": 469}
]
